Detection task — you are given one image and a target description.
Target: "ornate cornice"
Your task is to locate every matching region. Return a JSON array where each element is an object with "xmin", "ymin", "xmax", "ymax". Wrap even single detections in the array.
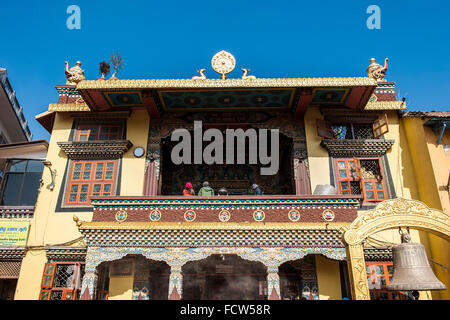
[
  {"xmin": 0, "ymin": 206, "xmax": 34, "ymax": 219},
  {"xmin": 365, "ymin": 101, "xmax": 406, "ymax": 110},
  {"xmin": 57, "ymin": 140, "xmax": 132, "ymax": 159},
  {"xmin": 45, "ymin": 246, "xmax": 87, "ymax": 262},
  {"xmin": 48, "ymin": 103, "xmax": 91, "ymax": 112},
  {"xmin": 78, "ymin": 221, "xmax": 351, "ymax": 230},
  {"xmin": 91, "ymin": 196, "xmax": 360, "ymax": 209},
  {"xmin": 364, "ymin": 247, "xmax": 393, "ymax": 261},
  {"xmin": 77, "ymin": 77, "xmax": 378, "ymax": 90},
  {"xmin": 78, "ymin": 226, "xmax": 345, "ymax": 248},
  {"xmin": 0, "ymin": 247, "xmax": 26, "ymax": 260},
  {"xmin": 321, "ymin": 139, "xmax": 395, "ymax": 157}
]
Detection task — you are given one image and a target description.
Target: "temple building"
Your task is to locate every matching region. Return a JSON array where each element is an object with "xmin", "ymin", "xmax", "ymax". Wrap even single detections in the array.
[{"xmin": 10, "ymin": 52, "xmax": 449, "ymax": 300}]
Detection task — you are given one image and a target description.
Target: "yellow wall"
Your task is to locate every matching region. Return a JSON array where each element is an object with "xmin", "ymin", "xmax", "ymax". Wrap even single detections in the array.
[
  {"xmin": 315, "ymin": 255, "xmax": 342, "ymax": 300},
  {"xmin": 402, "ymin": 117, "xmax": 450, "ymax": 300},
  {"xmin": 15, "ymin": 110, "xmax": 150, "ymax": 300},
  {"xmin": 108, "ymin": 275, "xmax": 134, "ymax": 300},
  {"xmin": 305, "ymin": 106, "xmax": 331, "ymax": 192}
]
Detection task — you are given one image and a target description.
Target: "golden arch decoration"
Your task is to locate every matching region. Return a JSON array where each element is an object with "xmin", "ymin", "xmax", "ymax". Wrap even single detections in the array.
[{"xmin": 342, "ymin": 198, "xmax": 450, "ymax": 300}]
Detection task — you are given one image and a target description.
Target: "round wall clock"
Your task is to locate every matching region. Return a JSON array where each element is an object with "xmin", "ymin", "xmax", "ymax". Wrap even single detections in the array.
[
  {"xmin": 133, "ymin": 147, "xmax": 145, "ymax": 158},
  {"xmin": 211, "ymin": 50, "xmax": 236, "ymax": 79}
]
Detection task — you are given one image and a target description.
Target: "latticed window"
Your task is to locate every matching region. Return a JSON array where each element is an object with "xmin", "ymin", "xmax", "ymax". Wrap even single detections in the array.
[
  {"xmin": 366, "ymin": 262, "xmax": 408, "ymax": 300},
  {"xmin": 317, "ymin": 115, "xmax": 389, "ymax": 140},
  {"xmin": 335, "ymin": 158, "xmax": 387, "ymax": 202},
  {"xmin": 65, "ymin": 160, "xmax": 118, "ymax": 206},
  {"xmin": 39, "ymin": 263, "xmax": 85, "ymax": 300},
  {"xmin": 75, "ymin": 123, "xmax": 122, "ymax": 141}
]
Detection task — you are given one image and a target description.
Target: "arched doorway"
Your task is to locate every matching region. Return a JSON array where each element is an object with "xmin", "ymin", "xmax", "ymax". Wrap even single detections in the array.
[
  {"xmin": 182, "ymin": 254, "xmax": 268, "ymax": 300},
  {"xmin": 278, "ymin": 255, "xmax": 319, "ymax": 300},
  {"xmin": 95, "ymin": 254, "xmax": 170, "ymax": 300}
]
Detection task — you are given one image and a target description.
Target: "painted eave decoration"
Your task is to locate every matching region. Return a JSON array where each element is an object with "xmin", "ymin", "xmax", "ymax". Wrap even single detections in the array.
[{"xmin": 75, "ymin": 77, "xmax": 378, "ymax": 115}]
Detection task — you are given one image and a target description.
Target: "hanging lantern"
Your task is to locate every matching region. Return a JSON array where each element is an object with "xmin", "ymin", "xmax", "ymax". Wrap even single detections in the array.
[{"xmin": 387, "ymin": 232, "xmax": 446, "ymax": 293}]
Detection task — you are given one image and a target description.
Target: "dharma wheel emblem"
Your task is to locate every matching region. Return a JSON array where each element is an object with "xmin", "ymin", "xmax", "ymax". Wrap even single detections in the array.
[{"xmin": 211, "ymin": 50, "xmax": 236, "ymax": 79}]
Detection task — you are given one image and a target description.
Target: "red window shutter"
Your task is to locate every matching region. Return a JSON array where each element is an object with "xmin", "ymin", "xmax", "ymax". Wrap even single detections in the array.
[
  {"xmin": 373, "ymin": 114, "xmax": 389, "ymax": 138},
  {"xmin": 353, "ymin": 158, "xmax": 362, "ymax": 180},
  {"xmin": 317, "ymin": 120, "xmax": 336, "ymax": 139}
]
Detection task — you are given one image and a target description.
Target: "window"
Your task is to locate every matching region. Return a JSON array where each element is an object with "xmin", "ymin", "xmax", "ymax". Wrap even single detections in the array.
[
  {"xmin": 0, "ymin": 160, "xmax": 44, "ymax": 206},
  {"xmin": 39, "ymin": 262, "xmax": 84, "ymax": 300},
  {"xmin": 317, "ymin": 114, "xmax": 389, "ymax": 140},
  {"xmin": 65, "ymin": 160, "xmax": 118, "ymax": 206},
  {"xmin": 335, "ymin": 158, "xmax": 387, "ymax": 202},
  {"xmin": 75, "ymin": 123, "xmax": 122, "ymax": 141},
  {"xmin": 366, "ymin": 262, "xmax": 408, "ymax": 300}
]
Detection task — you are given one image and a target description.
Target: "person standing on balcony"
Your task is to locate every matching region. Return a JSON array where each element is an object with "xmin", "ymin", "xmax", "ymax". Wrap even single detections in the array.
[
  {"xmin": 198, "ymin": 181, "xmax": 215, "ymax": 196},
  {"xmin": 183, "ymin": 182, "xmax": 195, "ymax": 196},
  {"xmin": 252, "ymin": 184, "xmax": 263, "ymax": 195}
]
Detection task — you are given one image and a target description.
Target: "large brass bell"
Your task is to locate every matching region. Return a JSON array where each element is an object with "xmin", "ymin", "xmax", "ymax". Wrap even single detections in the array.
[{"xmin": 387, "ymin": 232, "xmax": 446, "ymax": 292}]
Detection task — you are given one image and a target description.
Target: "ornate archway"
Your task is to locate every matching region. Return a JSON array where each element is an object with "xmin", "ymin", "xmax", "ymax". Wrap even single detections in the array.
[{"xmin": 342, "ymin": 198, "xmax": 450, "ymax": 300}]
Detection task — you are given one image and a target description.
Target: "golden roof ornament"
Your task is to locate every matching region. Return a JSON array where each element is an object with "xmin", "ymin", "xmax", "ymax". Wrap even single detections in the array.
[
  {"xmin": 366, "ymin": 57, "xmax": 388, "ymax": 82},
  {"xmin": 211, "ymin": 50, "xmax": 236, "ymax": 79},
  {"xmin": 65, "ymin": 60, "xmax": 85, "ymax": 85},
  {"xmin": 241, "ymin": 68, "xmax": 256, "ymax": 80},
  {"xmin": 192, "ymin": 69, "xmax": 207, "ymax": 80}
]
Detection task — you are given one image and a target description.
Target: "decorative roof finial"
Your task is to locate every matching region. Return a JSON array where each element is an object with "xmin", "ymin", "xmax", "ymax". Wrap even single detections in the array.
[
  {"xmin": 241, "ymin": 68, "xmax": 256, "ymax": 80},
  {"xmin": 366, "ymin": 57, "xmax": 388, "ymax": 82},
  {"xmin": 192, "ymin": 69, "xmax": 207, "ymax": 80},
  {"xmin": 211, "ymin": 50, "xmax": 236, "ymax": 79},
  {"xmin": 64, "ymin": 60, "xmax": 85, "ymax": 85}
]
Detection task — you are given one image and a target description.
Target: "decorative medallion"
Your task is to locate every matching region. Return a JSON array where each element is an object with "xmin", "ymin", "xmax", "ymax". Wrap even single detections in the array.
[
  {"xmin": 115, "ymin": 210, "xmax": 127, "ymax": 223},
  {"xmin": 149, "ymin": 209, "xmax": 161, "ymax": 222},
  {"xmin": 184, "ymin": 210, "xmax": 196, "ymax": 222},
  {"xmin": 218, "ymin": 210, "xmax": 231, "ymax": 222},
  {"xmin": 133, "ymin": 147, "xmax": 145, "ymax": 158},
  {"xmin": 253, "ymin": 209, "xmax": 265, "ymax": 222},
  {"xmin": 288, "ymin": 209, "xmax": 301, "ymax": 222},
  {"xmin": 211, "ymin": 50, "xmax": 236, "ymax": 79},
  {"xmin": 322, "ymin": 209, "xmax": 336, "ymax": 222}
]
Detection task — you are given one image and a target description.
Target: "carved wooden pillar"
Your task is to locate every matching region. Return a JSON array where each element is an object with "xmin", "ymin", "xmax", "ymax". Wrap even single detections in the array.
[
  {"xmin": 293, "ymin": 139, "xmax": 311, "ymax": 195},
  {"xmin": 144, "ymin": 134, "xmax": 161, "ymax": 196},
  {"xmin": 80, "ymin": 266, "xmax": 98, "ymax": 300},
  {"xmin": 267, "ymin": 266, "xmax": 281, "ymax": 300},
  {"xmin": 168, "ymin": 265, "xmax": 183, "ymax": 300},
  {"xmin": 343, "ymin": 230, "xmax": 370, "ymax": 300}
]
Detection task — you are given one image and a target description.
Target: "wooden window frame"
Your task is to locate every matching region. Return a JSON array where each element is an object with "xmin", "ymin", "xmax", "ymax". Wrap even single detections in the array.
[
  {"xmin": 373, "ymin": 114, "xmax": 389, "ymax": 139},
  {"xmin": 65, "ymin": 160, "xmax": 118, "ymax": 206},
  {"xmin": 366, "ymin": 262, "xmax": 407, "ymax": 300},
  {"xmin": 39, "ymin": 262, "xmax": 84, "ymax": 300},
  {"xmin": 75, "ymin": 123, "xmax": 123, "ymax": 142},
  {"xmin": 335, "ymin": 157, "xmax": 387, "ymax": 202}
]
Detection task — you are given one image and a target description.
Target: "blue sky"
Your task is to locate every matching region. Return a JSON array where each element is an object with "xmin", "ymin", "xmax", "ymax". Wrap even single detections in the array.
[{"xmin": 0, "ymin": 0, "xmax": 449, "ymax": 141}]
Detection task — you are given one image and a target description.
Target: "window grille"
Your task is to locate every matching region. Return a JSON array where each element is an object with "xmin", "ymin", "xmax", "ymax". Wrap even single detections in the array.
[{"xmin": 39, "ymin": 262, "xmax": 84, "ymax": 300}]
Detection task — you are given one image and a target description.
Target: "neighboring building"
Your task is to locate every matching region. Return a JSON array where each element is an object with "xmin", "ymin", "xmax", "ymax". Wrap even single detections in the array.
[
  {"xmin": 0, "ymin": 140, "xmax": 48, "ymax": 300},
  {"xmin": 400, "ymin": 111, "xmax": 450, "ymax": 300},
  {"xmin": 0, "ymin": 68, "xmax": 33, "ymax": 144},
  {"xmin": 14, "ymin": 54, "xmax": 449, "ymax": 300}
]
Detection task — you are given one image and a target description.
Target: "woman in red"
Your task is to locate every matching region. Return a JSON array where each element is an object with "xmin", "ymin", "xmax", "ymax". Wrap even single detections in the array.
[{"xmin": 183, "ymin": 182, "xmax": 195, "ymax": 196}]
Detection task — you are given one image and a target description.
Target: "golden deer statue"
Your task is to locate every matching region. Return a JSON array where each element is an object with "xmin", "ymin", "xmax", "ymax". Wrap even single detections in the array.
[
  {"xmin": 192, "ymin": 69, "xmax": 207, "ymax": 80},
  {"xmin": 241, "ymin": 68, "xmax": 256, "ymax": 80}
]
